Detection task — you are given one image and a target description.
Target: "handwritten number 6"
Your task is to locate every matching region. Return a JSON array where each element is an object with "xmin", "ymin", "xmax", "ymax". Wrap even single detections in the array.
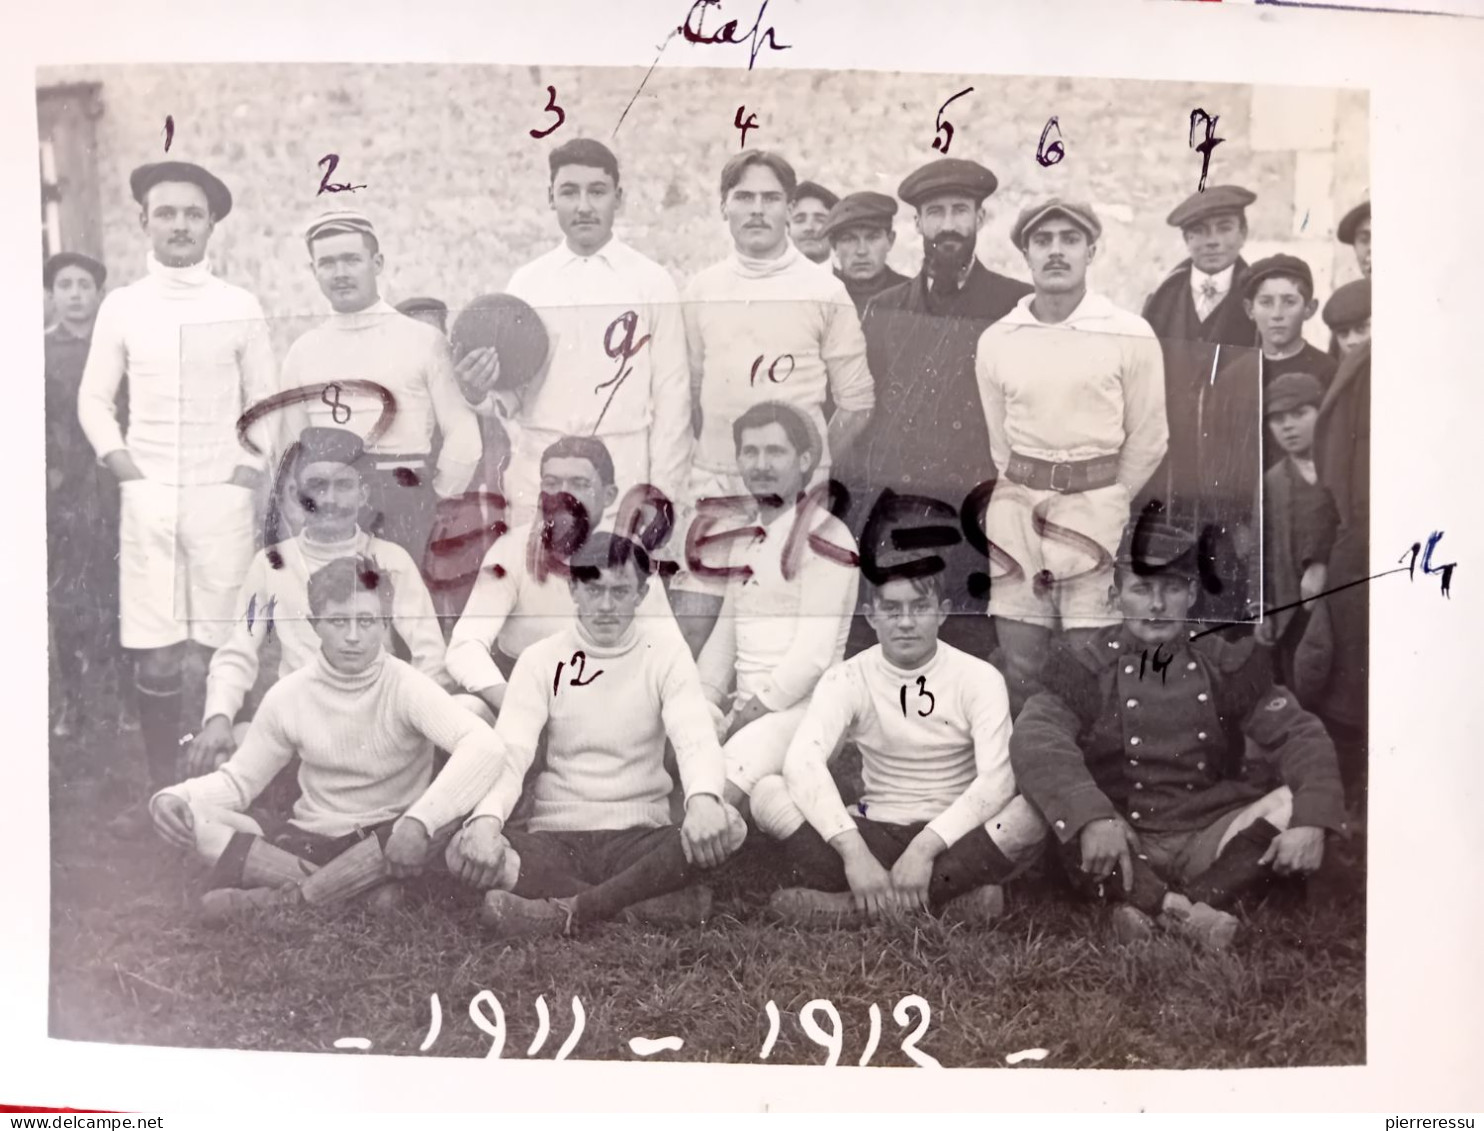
[
  {"xmin": 531, "ymin": 85, "xmax": 566, "ymax": 140},
  {"xmin": 1036, "ymin": 116, "xmax": 1065, "ymax": 167}
]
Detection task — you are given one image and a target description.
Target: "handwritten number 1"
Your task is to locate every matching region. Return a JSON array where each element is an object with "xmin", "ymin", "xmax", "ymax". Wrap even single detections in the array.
[
  {"xmin": 163, "ymin": 115, "xmax": 174, "ymax": 152},
  {"xmin": 931, "ymin": 87, "xmax": 974, "ymax": 155},
  {"xmin": 531, "ymin": 86, "xmax": 566, "ymax": 140}
]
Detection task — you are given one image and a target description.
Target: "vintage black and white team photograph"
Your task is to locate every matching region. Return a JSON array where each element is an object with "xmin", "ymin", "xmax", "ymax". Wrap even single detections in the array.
[{"xmin": 37, "ymin": 51, "xmax": 1372, "ymax": 1070}]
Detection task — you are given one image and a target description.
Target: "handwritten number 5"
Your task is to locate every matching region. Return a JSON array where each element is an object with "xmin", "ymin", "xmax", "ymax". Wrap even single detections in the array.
[
  {"xmin": 531, "ymin": 86, "xmax": 566, "ymax": 140},
  {"xmin": 899, "ymin": 676, "xmax": 935, "ymax": 718},
  {"xmin": 1036, "ymin": 116, "xmax": 1065, "ymax": 167},
  {"xmin": 931, "ymin": 87, "xmax": 974, "ymax": 155}
]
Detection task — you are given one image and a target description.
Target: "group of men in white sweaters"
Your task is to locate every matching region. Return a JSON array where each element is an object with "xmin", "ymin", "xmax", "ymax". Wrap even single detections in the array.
[{"xmin": 73, "ymin": 134, "xmax": 1351, "ymax": 951}]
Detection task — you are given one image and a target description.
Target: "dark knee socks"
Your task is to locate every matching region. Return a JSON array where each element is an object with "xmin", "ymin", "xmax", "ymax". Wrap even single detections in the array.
[
  {"xmin": 569, "ymin": 832, "xmax": 694, "ymax": 925},
  {"xmin": 1185, "ymin": 819, "xmax": 1281, "ymax": 910},
  {"xmin": 136, "ymin": 679, "xmax": 183, "ymax": 792}
]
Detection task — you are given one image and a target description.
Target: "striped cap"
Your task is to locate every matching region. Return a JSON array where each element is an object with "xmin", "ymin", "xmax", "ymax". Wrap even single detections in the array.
[{"xmin": 304, "ymin": 208, "xmax": 377, "ymax": 248}]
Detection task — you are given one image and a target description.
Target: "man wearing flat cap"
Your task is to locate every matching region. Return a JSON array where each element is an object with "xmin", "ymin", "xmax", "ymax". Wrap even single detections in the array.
[
  {"xmin": 1010, "ymin": 513, "xmax": 1348, "ymax": 951},
  {"xmin": 45, "ymin": 251, "xmax": 115, "ymax": 738},
  {"xmin": 78, "ymin": 160, "xmax": 279, "ymax": 833},
  {"xmin": 976, "ymin": 198, "xmax": 1167, "ymax": 709},
  {"xmin": 1240, "ymin": 254, "xmax": 1336, "ymax": 393},
  {"xmin": 847, "ymin": 157, "xmax": 1032, "ymax": 658},
  {"xmin": 822, "ymin": 192, "xmax": 908, "ymax": 316},
  {"xmin": 1337, "ymin": 200, "xmax": 1371, "ymax": 279},
  {"xmin": 280, "ymin": 208, "xmax": 482, "ymax": 572},
  {"xmin": 1322, "ymin": 278, "xmax": 1370, "ymax": 359},
  {"xmin": 789, "ymin": 180, "xmax": 840, "ymax": 267},
  {"xmin": 396, "ymin": 297, "xmax": 449, "ymax": 335}
]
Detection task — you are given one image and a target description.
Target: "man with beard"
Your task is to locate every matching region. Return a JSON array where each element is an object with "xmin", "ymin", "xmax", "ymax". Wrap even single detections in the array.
[
  {"xmin": 822, "ymin": 192, "xmax": 909, "ymax": 316},
  {"xmin": 788, "ymin": 180, "xmax": 839, "ymax": 267},
  {"xmin": 186, "ymin": 427, "xmax": 449, "ymax": 773},
  {"xmin": 78, "ymin": 161, "xmax": 278, "ymax": 833},
  {"xmin": 976, "ymin": 200, "xmax": 1166, "ymax": 709},
  {"xmin": 281, "ymin": 209, "xmax": 482, "ymax": 565},
  {"xmin": 848, "ymin": 157, "xmax": 1032, "ymax": 658},
  {"xmin": 45, "ymin": 251, "xmax": 115, "ymax": 738},
  {"xmin": 672, "ymin": 150, "xmax": 872, "ymax": 653}
]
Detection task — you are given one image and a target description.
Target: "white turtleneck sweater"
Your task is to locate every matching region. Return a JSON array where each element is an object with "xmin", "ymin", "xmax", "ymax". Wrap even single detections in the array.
[
  {"xmin": 202, "ymin": 527, "xmax": 449, "ymax": 725},
  {"xmin": 407, "ymin": 616, "xmax": 725, "ymax": 835},
  {"xmin": 782, "ymin": 642, "xmax": 1016, "ymax": 848},
  {"xmin": 157, "ymin": 653, "xmax": 500, "ymax": 839},
  {"xmin": 279, "ymin": 298, "xmax": 482, "ymax": 497},
  {"xmin": 681, "ymin": 243, "xmax": 874, "ymax": 476},
  {"xmin": 78, "ymin": 254, "xmax": 279, "ymax": 483}
]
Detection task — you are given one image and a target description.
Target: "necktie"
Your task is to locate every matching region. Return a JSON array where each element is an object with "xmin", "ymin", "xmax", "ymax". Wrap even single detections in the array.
[{"xmin": 1197, "ymin": 278, "xmax": 1220, "ymax": 321}]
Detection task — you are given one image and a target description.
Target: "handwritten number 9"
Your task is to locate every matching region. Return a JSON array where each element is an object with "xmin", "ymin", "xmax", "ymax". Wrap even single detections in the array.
[
  {"xmin": 893, "ymin": 995, "xmax": 941, "ymax": 1068},
  {"xmin": 930, "ymin": 87, "xmax": 974, "ymax": 155},
  {"xmin": 531, "ymin": 85, "xmax": 566, "ymax": 140},
  {"xmin": 1036, "ymin": 116, "xmax": 1065, "ymax": 167},
  {"xmin": 468, "ymin": 990, "xmax": 507, "ymax": 1060},
  {"xmin": 799, "ymin": 999, "xmax": 843, "ymax": 1067}
]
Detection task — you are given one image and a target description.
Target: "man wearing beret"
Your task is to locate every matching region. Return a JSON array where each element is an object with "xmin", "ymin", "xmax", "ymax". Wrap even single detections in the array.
[
  {"xmin": 281, "ymin": 208, "xmax": 482, "ymax": 573},
  {"xmin": 1322, "ymin": 278, "xmax": 1371, "ymax": 359},
  {"xmin": 1337, "ymin": 200, "xmax": 1371, "ymax": 279},
  {"xmin": 1010, "ymin": 515, "xmax": 1349, "ymax": 950},
  {"xmin": 78, "ymin": 161, "xmax": 279, "ymax": 834},
  {"xmin": 788, "ymin": 180, "xmax": 840, "ymax": 267},
  {"xmin": 849, "ymin": 157, "xmax": 1032, "ymax": 658},
  {"xmin": 45, "ymin": 251, "xmax": 117, "ymax": 738},
  {"xmin": 976, "ymin": 199, "xmax": 1167, "ymax": 708},
  {"xmin": 822, "ymin": 191, "xmax": 909, "ymax": 316},
  {"xmin": 396, "ymin": 296, "xmax": 449, "ymax": 335}
]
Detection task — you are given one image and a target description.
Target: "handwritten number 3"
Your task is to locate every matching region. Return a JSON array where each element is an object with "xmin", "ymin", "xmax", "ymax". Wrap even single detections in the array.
[
  {"xmin": 553, "ymin": 650, "xmax": 604, "ymax": 696},
  {"xmin": 531, "ymin": 86, "xmax": 566, "ymax": 140}
]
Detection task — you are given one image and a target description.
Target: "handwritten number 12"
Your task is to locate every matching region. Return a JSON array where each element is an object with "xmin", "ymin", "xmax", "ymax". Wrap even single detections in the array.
[{"xmin": 553, "ymin": 650, "xmax": 604, "ymax": 696}]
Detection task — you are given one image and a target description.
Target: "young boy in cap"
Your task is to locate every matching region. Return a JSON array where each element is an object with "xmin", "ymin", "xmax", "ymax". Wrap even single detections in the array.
[
  {"xmin": 44, "ymin": 251, "xmax": 115, "ymax": 738},
  {"xmin": 822, "ymin": 191, "xmax": 908, "ymax": 315},
  {"xmin": 1241, "ymin": 254, "xmax": 1337, "ymax": 390},
  {"xmin": 789, "ymin": 180, "xmax": 840, "ymax": 266},
  {"xmin": 78, "ymin": 161, "xmax": 279, "ymax": 832},
  {"xmin": 1337, "ymin": 201, "xmax": 1371, "ymax": 278},
  {"xmin": 1009, "ymin": 515, "xmax": 1349, "ymax": 950},
  {"xmin": 186, "ymin": 426, "xmax": 450, "ymax": 774},
  {"xmin": 752, "ymin": 572, "xmax": 1046, "ymax": 926},
  {"xmin": 410, "ymin": 533, "xmax": 746, "ymax": 939},
  {"xmin": 1258, "ymin": 373, "xmax": 1339, "ymax": 695},
  {"xmin": 849, "ymin": 156, "xmax": 1032, "ymax": 659},
  {"xmin": 1322, "ymin": 279, "xmax": 1371, "ymax": 358},
  {"xmin": 672, "ymin": 150, "xmax": 872, "ymax": 653},
  {"xmin": 281, "ymin": 208, "xmax": 483, "ymax": 566},
  {"xmin": 150, "ymin": 556, "xmax": 503, "ymax": 922},
  {"xmin": 976, "ymin": 197, "xmax": 1167, "ymax": 709}
]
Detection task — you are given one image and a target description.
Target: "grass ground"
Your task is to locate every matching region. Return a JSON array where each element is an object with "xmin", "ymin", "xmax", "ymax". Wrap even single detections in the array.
[{"xmin": 48, "ymin": 700, "xmax": 1367, "ymax": 1070}]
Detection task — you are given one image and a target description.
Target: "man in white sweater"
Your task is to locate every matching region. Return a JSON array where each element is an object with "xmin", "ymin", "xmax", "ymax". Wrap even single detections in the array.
[
  {"xmin": 975, "ymin": 199, "xmax": 1168, "ymax": 708},
  {"xmin": 406, "ymin": 533, "xmax": 745, "ymax": 940},
  {"xmin": 750, "ymin": 572, "xmax": 1047, "ymax": 924},
  {"xmin": 445, "ymin": 435, "xmax": 677, "ymax": 717},
  {"xmin": 78, "ymin": 161, "xmax": 279, "ymax": 829},
  {"xmin": 186, "ymin": 427, "xmax": 449, "ymax": 773},
  {"xmin": 695, "ymin": 402, "xmax": 860, "ymax": 820},
  {"xmin": 150, "ymin": 556, "xmax": 502, "ymax": 922},
  {"xmin": 280, "ymin": 209, "xmax": 483, "ymax": 566},
  {"xmin": 670, "ymin": 149, "xmax": 874, "ymax": 652}
]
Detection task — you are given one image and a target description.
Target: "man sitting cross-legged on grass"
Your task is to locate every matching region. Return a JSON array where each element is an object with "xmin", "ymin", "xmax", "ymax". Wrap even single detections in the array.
[
  {"xmin": 150, "ymin": 556, "xmax": 503, "ymax": 922},
  {"xmin": 750, "ymin": 572, "xmax": 1048, "ymax": 926},
  {"xmin": 407, "ymin": 532, "xmax": 746, "ymax": 940},
  {"xmin": 1009, "ymin": 514, "xmax": 1350, "ymax": 951}
]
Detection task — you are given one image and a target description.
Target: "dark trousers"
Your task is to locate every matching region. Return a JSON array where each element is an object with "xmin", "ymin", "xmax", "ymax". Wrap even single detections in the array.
[
  {"xmin": 780, "ymin": 817, "xmax": 1018, "ymax": 910},
  {"xmin": 362, "ymin": 461, "xmax": 438, "ymax": 573},
  {"xmin": 505, "ymin": 826, "xmax": 696, "ymax": 923}
]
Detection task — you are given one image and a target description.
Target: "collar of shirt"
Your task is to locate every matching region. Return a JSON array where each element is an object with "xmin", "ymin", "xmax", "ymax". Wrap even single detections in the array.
[
  {"xmin": 144, "ymin": 251, "xmax": 214, "ymax": 289},
  {"xmin": 549, "ymin": 235, "xmax": 626, "ymax": 271},
  {"xmin": 998, "ymin": 290, "xmax": 1119, "ymax": 330},
  {"xmin": 1189, "ymin": 263, "xmax": 1235, "ymax": 303},
  {"xmin": 329, "ymin": 297, "xmax": 398, "ymax": 331}
]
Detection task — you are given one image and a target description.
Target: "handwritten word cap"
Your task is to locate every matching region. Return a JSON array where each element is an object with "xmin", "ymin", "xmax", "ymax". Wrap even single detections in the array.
[
  {"xmin": 1011, "ymin": 197, "xmax": 1102, "ymax": 250},
  {"xmin": 898, "ymin": 158, "xmax": 999, "ymax": 209},
  {"xmin": 43, "ymin": 251, "xmax": 107, "ymax": 290},
  {"xmin": 295, "ymin": 425, "xmax": 366, "ymax": 469},
  {"xmin": 129, "ymin": 161, "xmax": 233, "ymax": 220},
  {"xmin": 449, "ymin": 293, "xmax": 550, "ymax": 390},
  {"xmin": 304, "ymin": 208, "xmax": 377, "ymax": 248},
  {"xmin": 1264, "ymin": 372, "xmax": 1325, "ymax": 417},
  {"xmin": 1166, "ymin": 184, "xmax": 1256, "ymax": 230},
  {"xmin": 396, "ymin": 296, "xmax": 448, "ymax": 316},
  {"xmin": 821, "ymin": 192, "xmax": 898, "ymax": 240},
  {"xmin": 1337, "ymin": 200, "xmax": 1371, "ymax": 244},
  {"xmin": 1321, "ymin": 278, "xmax": 1370, "ymax": 329},
  {"xmin": 1241, "ymin": 253, "xmax": 1314, "ymax": 298},
  {"xmin": 1116, "ymin": 514, "xmax": 1200, "ymax": 579},
  {"xmin": 791, "ymin": 180, "xmax": 839, "ymax": 210}
]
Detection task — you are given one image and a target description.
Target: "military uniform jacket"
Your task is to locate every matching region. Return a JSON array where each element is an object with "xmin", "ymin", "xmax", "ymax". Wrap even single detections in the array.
[{"xmin": 1009, "ymin": 624, "xmax": 1348, "ymax": 841}]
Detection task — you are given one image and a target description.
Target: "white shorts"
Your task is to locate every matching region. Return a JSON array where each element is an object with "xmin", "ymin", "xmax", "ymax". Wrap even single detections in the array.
[
  {"xmin": 502, "ymin": 422, "xmax": 652, "ymax": 532},
  {"xmin": 722, "ymin": 700, "xmax": 814, "ymax": 795},
  {"xmin": 983, "ymin": 480, "xmax": 1129, "ymax": 629},
  {"xmin": 118, "ymin": 479, "xmax": 257, "ymax": 650}
]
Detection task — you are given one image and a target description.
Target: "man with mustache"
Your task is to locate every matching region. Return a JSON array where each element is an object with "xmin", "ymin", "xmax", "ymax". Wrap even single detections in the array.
[
  {"xmin": 975, "ymin": 199, "xmax": 1167, "ymax": 709},
  {"xmin": 186, "ymin": 427, "xmax": 449, "ymax": 774},
  {"xmin": 78, "ymin": 161, "xmax": 279, "ymax": 835},
  {"xmin": 847, "ymin": 158, "xmax": 1032, "ymax": 659},
  {"xmin": 280, "ymin": 209, "xmax": 482, "ymax": 567},
  {"xmin": 788, "ymin": 180, "xmax": 839, "ymax": 267},
  {"xmin": 821, "ymin": 191, "xmax": 909, "ymax": 317}
]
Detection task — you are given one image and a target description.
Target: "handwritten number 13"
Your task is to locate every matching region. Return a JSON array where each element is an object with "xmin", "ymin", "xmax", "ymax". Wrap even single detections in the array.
[
  {"xmin": 899, "ymin": 676, "xmax": 935, "ymax": 718},
  {"xmin": 553, "ymin": 650, "xmax": 603, "ymax": 695}
]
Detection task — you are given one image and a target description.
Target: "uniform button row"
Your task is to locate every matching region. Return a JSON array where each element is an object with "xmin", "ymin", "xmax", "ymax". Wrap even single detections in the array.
[
  {"xmin": 1126, "ymin": 698, "xmax": 1138, "ymax": 708},
  {"xmin": 1129, "ymin": 736, "xmax": 1142, "ymax": 746}
]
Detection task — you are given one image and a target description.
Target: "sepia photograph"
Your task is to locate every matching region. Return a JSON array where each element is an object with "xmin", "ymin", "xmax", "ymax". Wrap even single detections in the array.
[{"xmin": 33, "ymin": 49, "xmax": 1377, "ymax": 1076}]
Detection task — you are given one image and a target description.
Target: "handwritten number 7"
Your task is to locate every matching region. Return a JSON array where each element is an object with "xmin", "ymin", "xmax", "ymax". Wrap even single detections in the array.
[
  {"xmin": 531, "ymin": 85, "xmax": 566, "ymax": 140},
  {"xmin": 931, "ymin": 87, "xmax": 974, "ymax": 155},
  {"xmin": 899, "ymin": 676, "xmax": 935, "ymax": 717}
]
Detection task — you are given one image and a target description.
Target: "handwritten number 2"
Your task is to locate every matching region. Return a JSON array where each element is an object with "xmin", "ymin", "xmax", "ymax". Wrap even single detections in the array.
[
  {"xmin": 899, "ymin": 676, "xmax": 935, "ymax": 718},
  {"xmin": 531, "ymin": 86, "xmax": 566, "ymax": 140},
  {"xmin": 554, "ymin": 650, "xmax": 604, "ymax": 696},
  {"xmin": 931, "ymin": 87, "xmax": 974, "ymax": 155},
  {"xmin": 317, "ymin": 154, "xmax": 367, "ymax": 196},
  {"xmin": 1036, "ymin": 116, "xmax": 1065, "ymax": 167}
]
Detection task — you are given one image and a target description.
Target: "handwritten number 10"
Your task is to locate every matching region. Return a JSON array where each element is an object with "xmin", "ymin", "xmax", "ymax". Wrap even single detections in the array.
[{"xmin": 749, "ymin": 353, "xmax": 795, "ymax": 386}]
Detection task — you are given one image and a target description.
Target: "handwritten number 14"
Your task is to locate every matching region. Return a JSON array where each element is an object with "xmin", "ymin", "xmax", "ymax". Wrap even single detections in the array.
[{"xmin": 1401, "ymin": 531, "xmax": 1456, "ymax": 597}]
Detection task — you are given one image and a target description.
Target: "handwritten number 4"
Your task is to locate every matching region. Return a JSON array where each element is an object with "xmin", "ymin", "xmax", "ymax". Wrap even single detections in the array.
[
  {"xmin": 531, "ymin": 86, "xmax": 566, "ymax": 140},
  {"xmin": 899, "ymin": 676, "xmax": 935, "ymax": 718},
  {"xmin": 553, "ymin": 650, "xmax": 604, "ymax": 696}
]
